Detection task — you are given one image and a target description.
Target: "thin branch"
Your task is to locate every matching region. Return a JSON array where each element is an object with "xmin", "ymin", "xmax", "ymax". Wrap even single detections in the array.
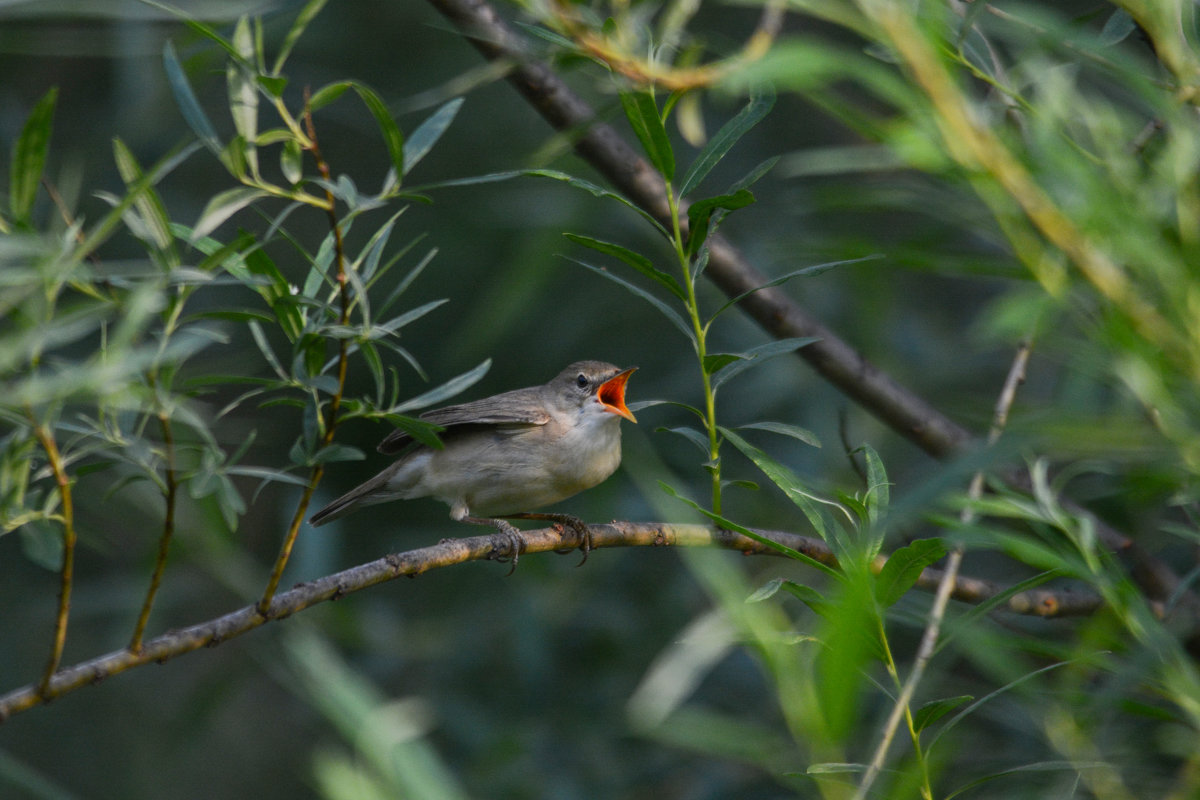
[
  {"xmin": 855, "ymin": 339, "xmax": 1032, "ymax": 800},
  {"xmin": 0, "ymin": 517, "xmax": 1109, "ymax": 723},
  {"xmin": 129, "ymin": 410, "xmax": 179, "ymax": 652},
  {"xmin": 258, "ymin": 98, "xmax": 352, "ymax": 614},
  {"xmin": 27, "ymin": 415, "xmax": 77, "ymax": 697}
]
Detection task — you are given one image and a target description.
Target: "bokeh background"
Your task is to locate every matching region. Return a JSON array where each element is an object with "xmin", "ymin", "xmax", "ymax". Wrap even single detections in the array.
[{"xmin": 1, "ymin": 0, "xmax": 1192, "ymax": 798}]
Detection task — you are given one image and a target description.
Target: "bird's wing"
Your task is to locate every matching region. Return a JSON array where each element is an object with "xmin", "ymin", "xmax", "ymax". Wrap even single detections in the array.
[{"xmin": 376, "ymin": 388, "xmax": 549, "ymax": 454}]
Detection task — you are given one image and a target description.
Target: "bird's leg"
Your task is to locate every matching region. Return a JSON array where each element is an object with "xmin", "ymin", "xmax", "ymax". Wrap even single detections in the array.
[
  {"xmin": 462, "ymin": 515, "xmax": 524, "ymax": 574},
  {"xmin": 503, "ymin": 512, "xmax": 593, "ymax": 565}
]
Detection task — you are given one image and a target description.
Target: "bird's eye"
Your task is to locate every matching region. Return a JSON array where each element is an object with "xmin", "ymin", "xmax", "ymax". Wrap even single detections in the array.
[{"xmin": 576, "ymin": 373, "xmax": 588, "ymax": 388}]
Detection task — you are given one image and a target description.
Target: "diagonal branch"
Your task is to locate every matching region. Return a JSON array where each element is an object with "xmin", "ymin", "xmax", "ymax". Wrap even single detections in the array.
[{"xmin": 0, "ymin": 520, "xmax": 1108, "ymax": 723}]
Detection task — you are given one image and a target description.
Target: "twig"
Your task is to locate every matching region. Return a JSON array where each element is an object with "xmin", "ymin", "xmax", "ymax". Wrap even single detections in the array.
[
  {"xmin": 0, "ymin": 516, "xmax": 1110, "ymax": 723},
  {"xmin": 855, "ymin": 340, "xmax": 1032, "ymax": 800},
  {"xmin": 129, "ymin": 410, "xmax": 179, "ymax": 652},
  {"xmin": 257, "ymin": 98, "xmax": 352, "ymax": 615},
  {"xmin": 27, "ymin": 415, "xmax": 77, "ymax": 697}
]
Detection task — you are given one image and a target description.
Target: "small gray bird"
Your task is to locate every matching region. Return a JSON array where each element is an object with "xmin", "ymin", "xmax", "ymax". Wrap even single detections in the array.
[{"xmin": 309, "ymin": 361, "xmax": 637, "ymax": 564}]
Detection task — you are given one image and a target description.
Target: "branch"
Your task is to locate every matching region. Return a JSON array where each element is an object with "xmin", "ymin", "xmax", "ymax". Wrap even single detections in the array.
[
  {"xmin": 856, "ymin": 339, "xmax": 1032, "ymax": 800},
  {"xmin": 27, "ymin": 414, "xmax": 76, "ymax": 697},
  {"xmin": 0, "ymin": 520, "xmax": 1108, "ymax": 723}
]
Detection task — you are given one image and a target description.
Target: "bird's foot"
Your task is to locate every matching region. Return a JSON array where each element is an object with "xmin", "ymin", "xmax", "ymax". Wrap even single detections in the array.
[
  {"xmin": 464, "ymin": 516, "xmax": 524, "ymax": 575},
  {"xmin": 506, "ymin": 512, "xmax": 593, "ymax": 566}
]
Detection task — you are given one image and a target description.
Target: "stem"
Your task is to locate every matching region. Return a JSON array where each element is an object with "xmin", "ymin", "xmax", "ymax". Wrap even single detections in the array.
[
  {"xmin": 854, "ymin": 340, "xmax": 1032, "ymax": 800},
  {"xmin": 667, "ymin": 184, "xmax": 723, "ymax": 514},
  {"xmin": 28, "ymin": 414, "xmax": 76, "ymax": 697},
  {"xmin": 129, "ymin": 409, "xmax": 178, "ymax": 652},
  {"xmin": 257, "ymin": 97, "xmax": 351, "ymax": 614}
]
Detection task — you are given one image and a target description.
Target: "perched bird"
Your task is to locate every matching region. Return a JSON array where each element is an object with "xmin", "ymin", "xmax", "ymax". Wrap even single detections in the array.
[{"xmin": 309, "ymin": 361, "xmax": 637, "ymax": 565}]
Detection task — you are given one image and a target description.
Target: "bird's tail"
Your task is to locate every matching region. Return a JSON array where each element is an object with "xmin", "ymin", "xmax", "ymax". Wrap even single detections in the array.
[{"xmin": 309, "ymin": 470, "xmax": 392, "ymax": 527}]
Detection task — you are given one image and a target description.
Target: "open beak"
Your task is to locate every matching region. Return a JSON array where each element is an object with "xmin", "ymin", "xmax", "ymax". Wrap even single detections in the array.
[{"xmin": 597, "ymin": 367, "xmax": 637, "ymax": 423}]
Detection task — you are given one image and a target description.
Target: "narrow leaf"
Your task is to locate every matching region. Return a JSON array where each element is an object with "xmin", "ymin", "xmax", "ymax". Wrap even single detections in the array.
[
  {"xmin": 163, "ymin": 40, "xmax": 221, "ymax": 155},
  {"xmin": 619, "ymin": 90, "xmax": 675, "ymax": 179},
  {"xmin": 348, "ymin": 81, "xmax": 404, "ymax": 180},
  {"xmin": 862, "ymin": 442, "xmax": 889, "ymax": 534},
  {"xmin": 191, "ymin": 187, "xmax": 269, "ymax": 242},
  {"xmin": 656, "ymin": 425, "xmax": 711, "ymax": 455},
  {"xmin": 737, "ymin": 421, "xmax": 821, "ymax": 448},
  {"xmin": 658, "ymin": 481, "xmax": 841, "ymax": 579},
  {"xmin": 564, "ymin": 233, "xmax": 685, "ymax": 300},
  {"xmin": 710, "ymin": 337, "xmax": 819, "ymax": 392},
  {"xmin": 913, "ymin": 695, "xmax": 973, "ymax": 733},
  {"xmin": 709, "ymin": 255, "xmax": 881, "ymax": 321},
  {"xmin": 391, "ymin": 359, "xmax": 491, "ymax": 414},
  {"xmin": 404, "ymin": 98, "xmax": 463, "ymax": 174},
  {"xmin": 686, "ymin": 189, "xmax": 755, "ymax": 257},
  {"xmin": 874, "ymin": 538, "xmax": 946, "ymax": 608},
  {"xmin": 274, "ymin": 0, "xmax": 329, "ymax": 74},
  {"xmin": 679, "ymin": 85, "xmax": 775, "ymax": 197},
  {"xmin": 747, "ymin": 576, "xmax": 784, "ymax": 603},
  {"xmin": 722, "ymin": 426, "xmax": 835, "ymax": 544},
  {"xmin": 227, "ymin": 17, "xmax": 259, "ymax": 177},
  {"xmin": 10, "ymin": 88, "xmax": 57, "ymax": 225},
  {"xmin": 568, "ymin": 257, "xmax": 696, "ymax": 345},
  {"xmin": 111, "ymin": 138, "xmax": 174, "ymax": 253}
]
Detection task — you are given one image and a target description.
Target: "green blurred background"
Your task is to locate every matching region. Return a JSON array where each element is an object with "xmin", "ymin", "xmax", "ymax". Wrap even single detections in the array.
[{"xmin": 0, "ymin": 0, "xmax": 1175, "ymax": 798}]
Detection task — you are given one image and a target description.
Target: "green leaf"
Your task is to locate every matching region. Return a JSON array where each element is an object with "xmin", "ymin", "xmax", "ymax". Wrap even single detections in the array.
[
  {"xmin": 403, "ymin": 97, "xmax": 463, "ymax": 174},
  {"xmin": 729, "ymin": 156, "xmax": 780, "ymax": 193},
  {"xmin": 709, "ymin": 337, "xmax": 819, "ymax": 392},
  {"xmin": 348, "ymin": 81, "xmax": 404, "ymax": 181},
  {"xmin": 243, "ymin": 246, "xmax": 304, "ymax": 341},
  {"xmin": 9, "ymin": 88, "xmax": 57, "ymax": 226},
  {"xmin": 861, "ymin": 443, "xmax": 889, "ymax": 557},
  {"xmin": 312, "ymin": 444, "xmax": 365, "ymax": 465},
  {"xmin": 281, "ymin": 138, "xmax": 303, "ymax": 184},
  {"xmin": 273, "ymin": 0, "xmax": 329, "ymax": 74},
  {"xmin": 685, "ymin": 189, "xmax": 754, "ymax": 257},
  {"xmin": 913, "ymin": 695, "xmax": 973, "ymax": 733},
  {"xmin": 678, "ymin": 85, "xmax": 775, "ymax": 197},
  {"xmin": 563, "ymin": 233, "xmax": 685, "ymax": 300},
  {"xmin": 568, "ymin": 257, "xmax": 696, "ymax": 345},
  {"xmin": 737, "ymin": 421, "xmax": 821, "ymax": 448},
  {"xmin": 780, "ymin": 580, "xmax": 831, "ymax": 616},
  {"xmin": 309, "ymin": 81, "xmax": 351, "ymax": 111},
  {"xmin": 721, "ymin": 426, "xmax": 837, "ymax": 545},
  {"xmin": 228, "ymin": 17, "xmax": 259, "ymax": 177},
  {"xmin": 248, "ymin": 321, "xmax": 288, "ymax": 380},
  {"xmin": 928, "ymin": 659, "xmax": 1078, "ymax": 755},
  {"xmin": 747, "ymin": 576, "xmax": 784, "ymax": 603},
  {"xmin": 111, "ymin": 138, "xmax": 174, "ymax": 254},
  {"xmin": 19, "ymin": 518, "xmax": 64, "ymax": 570},
  {"xmin": 874, "ymin": 538, "xmax": 946, "ymax": 608},
  {"xmin": 191, "ymin": 187, "xmax": 270, "ymax": 242},
  {"xmin": 655, "ymin": 425, "xmax": 711, "ymax": 455},
  {"xmin": 709, "ymin": 255, "xmax": 881, "ymax": 321},
  {"xmin": 391, "ymin": 359, "xmax": 491, "ymax": 414},
  {"xmin": 806, "ymin": 763, "xmax": 867, "ymax": 775},
  {"xmin": 1098, "ymin": 9, "xmax": 1136, "ymax": 46},
  {"xmin": 163, "ymin": 40, "xmax": 221, "ymax": 155},
  {"xmin": 420, "ymin": 169, "xmax": 670, "ymax": 239},
  {"xmin": 658, "ymin": 481, "xmax": 841, "ymax": 579},
  {"xmin": 619, "ymin": 90, "xmax": 675, "ymax": 180}
]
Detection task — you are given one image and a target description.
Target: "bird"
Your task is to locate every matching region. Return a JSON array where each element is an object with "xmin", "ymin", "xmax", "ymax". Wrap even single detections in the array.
[{"xmin": 309, "ymin": 361, "xmax": 637, "ymax": 567}]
